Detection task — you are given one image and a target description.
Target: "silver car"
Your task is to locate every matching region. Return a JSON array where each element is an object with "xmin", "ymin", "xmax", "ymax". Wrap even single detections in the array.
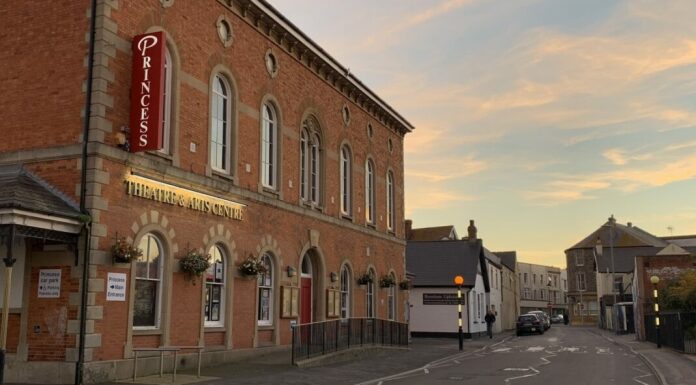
[{"xmin": 526, "ymin": 310, "xmax": 551, "ymax": 330}]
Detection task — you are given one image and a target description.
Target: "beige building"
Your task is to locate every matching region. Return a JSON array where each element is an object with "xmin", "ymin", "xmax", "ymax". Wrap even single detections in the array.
[
  {"xmin": 517, "ymin": 261, "xmax": 567, "ymax": 316},
  {"xmin": 496, "ymin": 251, "xmax": 519, "ymax": 330}
]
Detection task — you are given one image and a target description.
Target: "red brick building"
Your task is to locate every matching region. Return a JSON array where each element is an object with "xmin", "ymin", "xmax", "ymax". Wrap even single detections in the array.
[{"xmin": 0, "ymin": 0, "xmax": 412, "ymax": 382}]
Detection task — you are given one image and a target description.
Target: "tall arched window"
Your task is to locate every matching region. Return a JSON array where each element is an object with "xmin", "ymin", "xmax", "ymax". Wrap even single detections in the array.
[
  {"xmin": 261, "ymin": 103, "xmax": 278, "ymax": 189},
  {"xmin": 134, "ymin": 234, "xmax": 164, "ymax": 328},
  {"xmin": 365, "ymin": 159, "xmax": 375, "ymax": 224},
  {"xmin": 257, "ymin": 253, "xmax": 274, "ymax": 326},
  {"xmin": 387, "ymin": 272, "xmax": 396, "ymax": 320},
  {"xmin": 386, "ymin": 171, "xmax": 394, "ymax": 231},
  {"xmin": 159, "ymin": 48, "xmax": 173, "ymax": 155},
  {"xmin": 366, "ymin": 268, "xmax": 375, "ymax": 318},
  {"xmin": 205, "ymin": 245, "xmax": 225, "ymax": 327},
  {"xmin": 340, "ymin": 264, "xmax": 351, "ymax": 318},
  {"xmin": 340, "ymin": 146, "xmax": 351, "ymax": 216},
  {"xmin": 300, "ymin": 117, "xmax": 322, "ymax": 206},
  {"xmin": 211, "ymin": 74, "xmax": 231, "ymax": 173}
]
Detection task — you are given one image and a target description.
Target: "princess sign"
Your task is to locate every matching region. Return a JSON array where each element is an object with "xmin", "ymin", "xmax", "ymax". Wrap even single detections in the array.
[{"xmin": 129, "ymin": 31, "xmax": 166, "ymax": 152}]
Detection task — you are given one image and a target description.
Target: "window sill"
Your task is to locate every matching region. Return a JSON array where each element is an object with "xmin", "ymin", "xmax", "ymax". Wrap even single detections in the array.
[
  {"xmin": 257, "ymin": 324, "xmax": 274, "ymax": 330},
  {"xmin": 212, "ymin": 169, "xmax": 235, "ymax": 183},
  {"xmin": 204, "ymin": 326, "xmax": 226, "ymax": 332},
  {"xmin": 367, "ymin": 223, "xmax": 377, "ymax": 229},
  {"xmin": 341, "ymin": 214, "xmax": 353, "ymax": 222},
  {"xmin": 147, "ymin": 150, "xmax": 174, "ymax": 163},
  {"xmin": 260, "ymin": 186, "xmax": 280, "ymax": 197},
  {"xmin": 133, "ymin": 328, "xmax": 163, "ymax": 336}
]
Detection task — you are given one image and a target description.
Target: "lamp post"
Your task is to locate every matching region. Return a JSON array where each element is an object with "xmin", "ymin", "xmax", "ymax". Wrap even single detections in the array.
[
  {"xmin": 454, "ymin": 275, "xmax": 464, "ymax": 351},
  {"xmin": 650, "ymin": 275, "xmax": 661, "ymax": 348}
]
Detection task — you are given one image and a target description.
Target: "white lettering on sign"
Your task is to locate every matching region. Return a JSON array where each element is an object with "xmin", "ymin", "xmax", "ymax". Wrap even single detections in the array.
[
  {"xmin": 106, "ymin": 272, "xmax": 127, "ymax": 302},
  {"xmin": 38, "ymin": 269, "xmax": 61, "ymax": 298}
]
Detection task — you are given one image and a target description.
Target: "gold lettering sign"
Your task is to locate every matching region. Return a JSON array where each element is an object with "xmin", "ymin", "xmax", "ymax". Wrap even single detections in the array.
[{"xmin": 124, "ymin": 175, "xmax": 245, "ymax": 220}]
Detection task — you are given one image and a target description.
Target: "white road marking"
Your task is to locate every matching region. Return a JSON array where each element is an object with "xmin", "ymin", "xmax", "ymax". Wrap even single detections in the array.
[
  {"xmin": 505, "ymin": 366, "xmax": 540, "ymax": 383},
  {"xmin": 493, "ymin": 347, "xmax": 511, "ymax": 353},
  {"xmin": 424, "ymin": 368, "xmax": 429, "ymax": 374},
  {"xmin": 504, "ymin": 368, "xmax": 530, "ymax": 372},
  {"xmin": 547, "ymin": 337, "xmax": 558, "ymax": 342},
  {"xmin": 631, "ymin": 362, "xmax": 654, "ymax": 385},
  {"xmin": 453, "ymin": 360, "xmax": 460, "ymax": 364},
  {"xmin": 526, "ymin": 346, "xmax": 545, "ymax": 352},
  {"xmin": 596, "ymin": 347, "xmax": 613, "ymax": 355}
]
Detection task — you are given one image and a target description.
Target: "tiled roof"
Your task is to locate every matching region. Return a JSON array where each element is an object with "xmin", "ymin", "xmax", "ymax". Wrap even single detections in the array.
[
  {"xmin": 0, "ymin": 164, "xmax": 81, "ymax": 219},
  {"xmin": 568, "ymin": 220, "xmax": 667, "ymax": 251},
  {"xmin": 406, "ymin": 240, "xmax": 482, "ymax": 287},
  {"xmin": 495, "ymin": 251, "xmax": 517, "ymax": 271},
  {"xmin": 408, "ymin": 225, "xmax": 457, "ymax": 241}
]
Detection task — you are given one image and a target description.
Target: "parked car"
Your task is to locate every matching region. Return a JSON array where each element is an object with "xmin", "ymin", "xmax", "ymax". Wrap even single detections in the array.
[
  {"xmin": 516, "ymin": 314, "xmax": 545, "ymax": 336},
  {"xmin": 526, "ymin": 310, "xmax": 551, "ymax": 330},
  {"xmin": 551, "ymin": 314, "xmax": 564, "ymax": 324}
]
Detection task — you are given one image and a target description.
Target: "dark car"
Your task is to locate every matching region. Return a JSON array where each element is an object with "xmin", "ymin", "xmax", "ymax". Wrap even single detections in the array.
[
  {"xmin": 551, "ymin": 314, "xmax": 564, "ymax": 324},
  {"xmin": 516, "ymin": 314, "xmax": 544, "ymax": 336},
  {"xmin": 526, "ymin": 310, "xmax": 551, "ymax": 330}
]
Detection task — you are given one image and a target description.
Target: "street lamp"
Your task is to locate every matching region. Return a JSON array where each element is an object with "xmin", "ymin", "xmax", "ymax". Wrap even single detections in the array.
[
  {"xmin": 454, "ymin": 275, "xmax": 464, "ymax": 351},
  {"xmin": 650, "ymin": 275, "xmax": 661, "ymax": 348}
]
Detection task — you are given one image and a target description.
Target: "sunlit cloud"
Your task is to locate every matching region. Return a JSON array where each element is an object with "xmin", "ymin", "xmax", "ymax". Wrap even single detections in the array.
[{"xmin": 405, "ymin": 190, "xmax": 477, "ymax": 216}]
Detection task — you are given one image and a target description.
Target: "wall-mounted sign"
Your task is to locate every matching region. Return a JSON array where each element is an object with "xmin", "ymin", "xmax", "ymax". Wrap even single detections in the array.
[
  {"xmin": 106, "ymin": 273, "xmax": 127, "ymax": 301},
  {"xmin": 130, "ymin": 31, "xmax": 166, "ymax": 152},
  {"xmin": 124, "ymin": 174, "xmax": 245, "ymax": 220},
  {"xmin": 423, "ymin": 293, "xmax": 460, "ymax": 305},
  {"xmin": 38, "ymin": 269, "xmax": 61, "ymax": 298}
]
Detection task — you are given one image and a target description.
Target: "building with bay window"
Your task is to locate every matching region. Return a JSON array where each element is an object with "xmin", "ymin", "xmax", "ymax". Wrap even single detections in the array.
[{"xmin": 0, "ymin": 0, "xmax": 412, "ymax": 383}]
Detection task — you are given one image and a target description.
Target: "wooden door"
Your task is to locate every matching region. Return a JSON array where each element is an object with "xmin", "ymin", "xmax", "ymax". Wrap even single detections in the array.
[{"xmin": 300, "ymin": 277, "xmax": 312, "ymax": 324}]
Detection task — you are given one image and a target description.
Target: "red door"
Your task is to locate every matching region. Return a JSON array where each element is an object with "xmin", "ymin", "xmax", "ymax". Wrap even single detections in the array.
[{"xmin": 300, "ymin": 277, "xmax": 312, "ymax": 324}]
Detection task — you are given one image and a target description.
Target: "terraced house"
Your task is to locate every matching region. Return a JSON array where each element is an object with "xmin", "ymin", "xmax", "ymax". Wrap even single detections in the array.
[{"xmin": 0, "ymin": 0, "xmax": 412, "ymax": 383}]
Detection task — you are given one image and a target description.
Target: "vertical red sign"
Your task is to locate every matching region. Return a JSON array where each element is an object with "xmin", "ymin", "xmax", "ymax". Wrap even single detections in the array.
[{"xmin": 129, "ymin": 31, "xmax": 166, "ymax": 152}]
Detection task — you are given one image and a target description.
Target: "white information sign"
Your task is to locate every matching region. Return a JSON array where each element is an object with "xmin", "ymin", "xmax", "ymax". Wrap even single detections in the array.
[
  {"xmin": 106, "ymin": 273, "xmax": 127, "ymax": 301},
  {"xmin": 38, "ymin": 269, "xmax": 61, "ymax": 298}
]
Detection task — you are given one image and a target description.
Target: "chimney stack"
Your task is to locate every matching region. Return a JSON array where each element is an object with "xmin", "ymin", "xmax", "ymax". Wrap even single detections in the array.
[
  {"xmin": 405, "ymin": 219, "xmax": 413, "ymax": 240},
  {"xmin": 627, "ymin": 222, "xmax": 632, "ymax": 228},
  {"xmin": 467, "ymin": 220, "xmax": 477, "ymax": 242}
]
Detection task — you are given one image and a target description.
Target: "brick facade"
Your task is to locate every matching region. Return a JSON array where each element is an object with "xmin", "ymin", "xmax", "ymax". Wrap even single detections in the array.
[{"xmin": 0, "ymin": 1, "xmax": 412, "ymax": 382}]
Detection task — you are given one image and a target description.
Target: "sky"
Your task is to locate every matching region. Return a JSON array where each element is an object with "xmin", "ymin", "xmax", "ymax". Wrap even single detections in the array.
[{"xmin": 268, "ymin": 0, "xmax": 696, "ymax": 267}]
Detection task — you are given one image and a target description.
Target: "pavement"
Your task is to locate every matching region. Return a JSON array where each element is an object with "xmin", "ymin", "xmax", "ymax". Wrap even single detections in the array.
[
  {"xmin": 117, "ymin": 333, "xmax": 511, "ymax": 385},
  {"xmin": 594, "ymin": 328, "xmax": 696, "ymax": 385}
]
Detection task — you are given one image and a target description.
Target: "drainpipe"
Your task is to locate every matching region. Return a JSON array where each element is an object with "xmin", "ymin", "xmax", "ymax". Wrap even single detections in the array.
[{"xmin": 75, "ymin": 0, "xmax": 97, "ymax": 384}]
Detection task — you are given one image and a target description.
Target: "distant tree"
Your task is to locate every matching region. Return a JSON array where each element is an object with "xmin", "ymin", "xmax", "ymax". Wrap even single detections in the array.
[{"xmin": 663, "ymin": 270, "xmax": 696, "ymax": 311}]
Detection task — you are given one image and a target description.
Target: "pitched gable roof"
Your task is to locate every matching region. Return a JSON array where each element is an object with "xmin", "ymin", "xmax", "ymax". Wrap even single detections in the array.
[
  {"xmin": 495, "ymin": 251, "xmax": 517, "ymax": 271},
  {"xmin": 408, "ymin": 225, "xmax": 457, "ymax": 241},
  {"xmin": 406, "ymin": 240, "xmax": 483, "ymax": 287},
  {"xmin": 568, "ymin": 219, "xmax": 667, "ymax": 251},
  {"xmin": 0, "ymin": 164, "xmax": 81, "ymax": 219}
]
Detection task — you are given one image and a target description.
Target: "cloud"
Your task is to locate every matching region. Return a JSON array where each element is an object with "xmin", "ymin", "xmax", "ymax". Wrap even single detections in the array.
[
  {"xmin": 603, "ymin": 149, "xmax": 628, "ymax": 166},
  {"xmin": 525, "ymin": 153, "xmax": 696, "ymax": 205},
  {"xmin": 405, "ymin": 190, "xmax": 477, "ymax": 216},
  {"xmin": 406, "ymin": 154, "xmax": 487, "ymax": 182},
  {"xmin": 359, "ymin": 0, "xmax": 482, "ymax": 52}
]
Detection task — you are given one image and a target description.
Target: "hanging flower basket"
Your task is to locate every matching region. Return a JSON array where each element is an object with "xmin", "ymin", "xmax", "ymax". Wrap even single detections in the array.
[
  {"xmin": 398, "ymin": 279, "xmax": 411, "ymax": 290},
  {"xmin": 111, "ymin": 237, "xmax": 142, "ymax": 264},
  {"xmin": 379, "ymin": 275, "xmax": 395, "ymax": 288},
  {"xmin": 179, "ymin": 249, "xmax": 212, "ymax": 276},
  {"xmin": 238, "ymin": 256, "xmax": 266, "ymax": 277},
  {"xmin": 357, "ymin": 273, "xmax": 373, "ymax": 286}
]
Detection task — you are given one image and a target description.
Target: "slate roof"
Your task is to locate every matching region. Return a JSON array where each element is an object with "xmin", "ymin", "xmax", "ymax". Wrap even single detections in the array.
[
  {"xmin": 406, "ymin": 240, "xmax": 483, "ymax": 287},
  {"xmin": 594, "ymin": 246, "xmax": 661, "ymax": 273},
  {"xmin": 408, "ymin": 225, "xmax": 457, "ymax": 241},
  {"xmin": 0, "ymin": 164, "xmax": 81, "ymax": 219},
  {"xmin": 568, "ymin": 219, "xmax": 668, "ymax": 251},
  {"xmin": 483, "ymin": 248, "xmax": 502, "ymax": 268},
  {"xmin": 495, "ymin": 251, "xmax": 517, "ymax": 271}
]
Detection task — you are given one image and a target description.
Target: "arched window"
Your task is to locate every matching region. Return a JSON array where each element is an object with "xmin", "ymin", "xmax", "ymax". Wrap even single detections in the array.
[
  {"xmin": 340, "ymin": 264, "xmax": 351, "ymax": 318},
  {"xmin": 366, "ymin": 268, "xmax": 375, "ymax": 318},
  {"xmin": 261, "ymin": 103, "xmax": 278, "ymax": 189},
  {"xmin": 365, "ymin": 159, "xmax": 375, "ymax": 224},
  {"xmin": 340, "ymin": 146, "xmax": 351, "ymax": 216},
  {"xmin": 387, "ymin": 273, "xmax": 396, "ymax": 320},
  {"xmin": 300, "ymin": 117, "xmax": 322, "ymax": 206},
  {"xmin": 386, "ymin": 171, "xmax": 394, "ymax": 230},
  {"xmin": 159, "ymin": 48, "xmax": 173, "ymax": 155},
  {"xmin": 134, "ymin": 234, "xmax": 164, "ymax": 328},
  {"xmin": 211, "ymin": 74, "xmax": 231, "ymax": 173},
  {"xmin": 204, "ymin": 244, "xmax": 225, "ymax": 327},
  {"xmin": 257, "ymin": 253, "xmax": 274, "ymax": 326}
]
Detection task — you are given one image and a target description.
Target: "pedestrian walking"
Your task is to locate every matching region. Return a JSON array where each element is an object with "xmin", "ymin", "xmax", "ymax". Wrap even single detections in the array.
[{"xmin": 485, "ymin": 309, "xmax": 496, "ymax": 339}]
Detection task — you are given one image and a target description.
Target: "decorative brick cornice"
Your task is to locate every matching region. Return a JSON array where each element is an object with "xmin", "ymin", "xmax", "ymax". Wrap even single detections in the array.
[{"xmin": 222, "ymin": 0, "xmax": 414, "ymax": 136}]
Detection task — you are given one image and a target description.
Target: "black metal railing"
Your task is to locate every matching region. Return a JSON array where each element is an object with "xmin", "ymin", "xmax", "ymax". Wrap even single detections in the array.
[
  {"xmin": 644, "ymin": 312, "xmax": 696, "ymax": 351},
  {"xmin": 291, "ymin": 318, "xmax": 408, "ymax": 364}
]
